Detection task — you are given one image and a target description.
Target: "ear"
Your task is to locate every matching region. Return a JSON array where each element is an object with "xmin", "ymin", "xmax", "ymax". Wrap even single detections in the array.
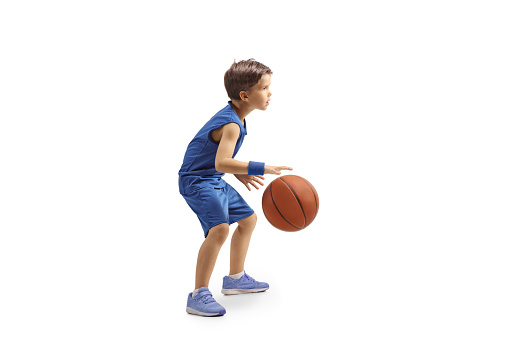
[{"xmin": 239, "ymin": 90, "xmax": 249, "ymax": 102}]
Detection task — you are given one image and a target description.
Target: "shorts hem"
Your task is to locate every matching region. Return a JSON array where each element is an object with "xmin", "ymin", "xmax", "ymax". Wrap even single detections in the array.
[{"xmin": 229, "ymin": 210, "xmax": 255, "ymax": 225}]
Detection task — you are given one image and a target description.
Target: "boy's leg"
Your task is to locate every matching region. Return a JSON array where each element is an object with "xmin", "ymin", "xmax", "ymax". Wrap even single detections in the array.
[
  {"xmin": 223, "ymin": 212, "xmax": 269, "ymax": 295},
  {"xmin": 229, "ymin": 213, "xmax": 257, "ymax": 275},
  {"xmin": 195, "ymin": 223, "xmax": 229, "ymax": 289}
]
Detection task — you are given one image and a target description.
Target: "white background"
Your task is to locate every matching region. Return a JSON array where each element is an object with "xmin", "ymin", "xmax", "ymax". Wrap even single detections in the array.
[{"xmin": 1, "ymin": 0, "xmax": 508, "ymax": 338}]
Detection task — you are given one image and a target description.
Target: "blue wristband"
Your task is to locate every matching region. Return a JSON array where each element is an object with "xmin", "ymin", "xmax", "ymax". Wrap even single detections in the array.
[{"xmin": 248, "ymin": 161, "xmax": 265, "ymax": 176}]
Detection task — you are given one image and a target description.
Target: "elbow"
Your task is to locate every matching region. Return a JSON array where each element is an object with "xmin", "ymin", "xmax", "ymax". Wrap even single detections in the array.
[{"xmin": 215, "ymin": 159, "xmax": 226, "ymax": 173}]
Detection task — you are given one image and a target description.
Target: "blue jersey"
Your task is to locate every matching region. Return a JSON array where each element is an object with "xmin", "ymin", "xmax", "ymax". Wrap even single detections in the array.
[{"xmin": 178, "ymin": 102, "xmax": 247, "ymax": 194}]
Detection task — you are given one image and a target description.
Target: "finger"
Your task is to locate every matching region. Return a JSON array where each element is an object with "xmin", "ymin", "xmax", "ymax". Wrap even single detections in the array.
[
  {"xmin": 246, "ymin": 180, "xmax": 258, "ymax": 190},
  {"xmin": 275, "ymin": 166, "xmax": 289, "ymax": 171},
  {"xmin": 256, "ymin": 175, "xmax": 265, "ymax": 180},
  {"xmin": 254, "ymin": 177, "xmax": 265, "ymax": 186},
  {"xmin": 250, "ymin": 182, "xmax": 260, "ymax": 190},
  {"xmin": 244, "ymin": 182, "xmax": 251, "ymax": 191}
]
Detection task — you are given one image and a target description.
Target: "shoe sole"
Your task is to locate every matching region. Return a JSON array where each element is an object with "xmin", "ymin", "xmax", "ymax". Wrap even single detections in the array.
[
  {"xmin": 186, "ymin": 306, "xmax": 226, "ymax": 317},
  {"xmin": 221, "ymin": 287, "xmax": 269, "ymax": 295}
]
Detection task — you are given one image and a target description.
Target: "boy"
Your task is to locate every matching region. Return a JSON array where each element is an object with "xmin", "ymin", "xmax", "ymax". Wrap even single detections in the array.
[{"xmin": 178, "ymin": 59, "xmax": 292, "ymax": 316}]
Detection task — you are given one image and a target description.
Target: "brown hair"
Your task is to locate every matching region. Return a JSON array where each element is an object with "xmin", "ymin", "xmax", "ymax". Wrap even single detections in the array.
[{"xmin": 224, "ymin": 59, "xmax": 272, "ymax": 100}]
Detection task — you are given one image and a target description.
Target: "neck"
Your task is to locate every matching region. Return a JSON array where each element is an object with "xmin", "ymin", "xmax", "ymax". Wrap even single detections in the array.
[{"xmin": 230, "ymin": 100, "xmax": 253, "ymax": 122}]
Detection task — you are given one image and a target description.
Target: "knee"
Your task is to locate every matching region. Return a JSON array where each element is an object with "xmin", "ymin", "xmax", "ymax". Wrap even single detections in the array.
[
  {"xmin": 250, "ymin": 212, "xmax": 258, "ymax": 225},
  {"xmin": 238, "ymin": 213, "xmax": 257, "ymax": 231},
  {"xmin": 207, "ymin": 223, "xmax": 229, "ymax": 243}
]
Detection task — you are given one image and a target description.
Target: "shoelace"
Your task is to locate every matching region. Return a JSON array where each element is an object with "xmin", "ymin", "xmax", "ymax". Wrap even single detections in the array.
[{"xmin": 243, "ymin": 273, "xmax": 255, "ymax": 282}]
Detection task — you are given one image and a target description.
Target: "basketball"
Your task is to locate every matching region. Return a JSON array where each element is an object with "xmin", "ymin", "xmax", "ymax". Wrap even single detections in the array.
[{"xmin": 262, "ymin": 175, "xmax": 319, "ymax": 232}]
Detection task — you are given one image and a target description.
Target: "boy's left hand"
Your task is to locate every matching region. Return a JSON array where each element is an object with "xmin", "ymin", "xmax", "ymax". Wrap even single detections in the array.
[{"xmin": 234, "ymin": 174, "xmax": 265, "ymax": 191}]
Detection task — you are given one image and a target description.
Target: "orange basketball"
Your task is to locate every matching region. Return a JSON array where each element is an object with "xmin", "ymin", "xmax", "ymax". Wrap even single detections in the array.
[{"xmin": 262, "ymin": 175, "xmax": 319, "ymax": 232}]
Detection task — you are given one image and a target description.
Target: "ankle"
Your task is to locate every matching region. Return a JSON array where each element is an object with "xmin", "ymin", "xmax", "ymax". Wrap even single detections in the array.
[
  {"xmin": 228, "ymin": 271, "xmax": 245, "ymax": 280},
  {"xmin": 192, "ymin": 286, "xmax": 207, "ymax": 297}
]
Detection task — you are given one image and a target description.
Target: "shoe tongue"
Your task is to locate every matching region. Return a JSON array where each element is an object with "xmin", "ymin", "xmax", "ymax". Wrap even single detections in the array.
[{"xmin": 197, "ymin": 287, "xmax": 210, "ymax": 292}]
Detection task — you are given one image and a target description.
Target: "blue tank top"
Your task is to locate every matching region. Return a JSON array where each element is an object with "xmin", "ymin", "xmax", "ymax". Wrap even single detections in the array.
[{"xmin": 178, "ymin": 102, "xmax": 247, "ymax": 194}]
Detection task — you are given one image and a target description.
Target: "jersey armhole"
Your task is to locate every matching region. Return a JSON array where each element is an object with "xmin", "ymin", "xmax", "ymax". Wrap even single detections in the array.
[{"xmin": 207, "ymin": 121, "xmax": 242, "ymax": 145}]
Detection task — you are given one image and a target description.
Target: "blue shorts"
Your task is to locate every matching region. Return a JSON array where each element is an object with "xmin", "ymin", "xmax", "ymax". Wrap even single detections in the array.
[{"xmin": 180, "ymin": 181, "xmax": 255, "ymax": 238}]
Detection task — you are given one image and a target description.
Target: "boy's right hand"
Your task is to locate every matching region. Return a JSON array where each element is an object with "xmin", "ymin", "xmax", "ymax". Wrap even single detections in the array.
[{"xmin": 264, "ymin": 165, "xmax": 293, "ymax": 175}]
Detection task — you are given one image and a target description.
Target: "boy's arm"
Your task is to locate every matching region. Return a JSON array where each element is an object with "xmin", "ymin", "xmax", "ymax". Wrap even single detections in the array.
[
  {"xmin": 215, "ymin": 123, "xmax": 249, "ymax": 174},
  {"xmin": 215, "ymin": 123, "xmax": 293, "ymax": 175}
]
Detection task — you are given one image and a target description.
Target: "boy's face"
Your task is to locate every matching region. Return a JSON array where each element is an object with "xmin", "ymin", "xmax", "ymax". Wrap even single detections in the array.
[{"xmin": 246, "ymin": 73, "xmax": 272, "ymax": 110}]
